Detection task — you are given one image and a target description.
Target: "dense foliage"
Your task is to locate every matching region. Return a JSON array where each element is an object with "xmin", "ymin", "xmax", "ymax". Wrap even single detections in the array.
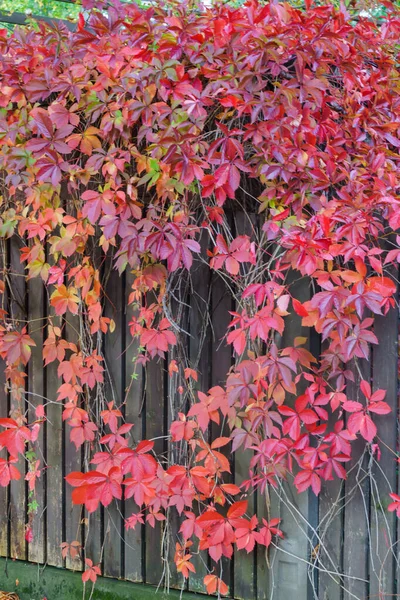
[{"xmin": 0, "ymin": 0, "xmax": 400, "ymax": 592}]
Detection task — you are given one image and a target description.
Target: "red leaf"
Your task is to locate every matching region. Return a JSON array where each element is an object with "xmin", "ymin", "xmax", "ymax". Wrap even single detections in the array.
[
  {"xmin": 0, "ymin": 419, "xmax": 31, "ymax": 456},
  {"xmin": 227, "ymin": 500, "xmax": 248, "ymax": 519},
  {"xmin": 368, "ymin": 401, "xmax": 391, "ymax": 415},
  {"xmin": 342, "ymin": 401, "xmax": 363, "ymax": 413},
  {"xmin": 359, "ymin": 415, "xmax": 377, "ymax": 443},
  {"xmin": 197, "ymin": 510, "xmax": 225, "ymax": 524},
  {"xmin": 0, "ymin": 458, "xmax": 21, "ymax": 487},
  {"xmin": 292, "ymin": 298, "xmax": 308, "ymax": 317},
  {"xmin": 360, "ymin": 380, "xmax": 371, "ymax": 400}
]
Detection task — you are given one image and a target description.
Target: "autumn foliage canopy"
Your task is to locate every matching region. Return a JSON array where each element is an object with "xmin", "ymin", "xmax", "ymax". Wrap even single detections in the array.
[{"xmin": 0, "ymin": 0, "xmax": 400, "ymax": 591}]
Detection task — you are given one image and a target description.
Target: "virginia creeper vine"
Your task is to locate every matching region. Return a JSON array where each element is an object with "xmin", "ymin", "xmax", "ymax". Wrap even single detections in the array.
[{"xmin": 0, "ymin": 0, "xmax": 400, "ymax": 594}]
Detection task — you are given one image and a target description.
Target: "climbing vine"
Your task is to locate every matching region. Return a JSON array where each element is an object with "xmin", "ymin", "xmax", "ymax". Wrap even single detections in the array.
[{"xmin": 0, "ymin": 0, "xmax": 400, "ymax": 594}]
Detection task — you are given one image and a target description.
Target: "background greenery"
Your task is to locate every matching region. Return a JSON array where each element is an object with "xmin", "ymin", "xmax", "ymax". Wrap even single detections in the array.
[
  {"xmin": 0, "ymin": 0, "xmax": 81, "ymax": 21},
  {"xmin": 0, "ymin": 0, "xmax": 398, "ymax": 40},
  {"xmin": 0, "ymin": 0, "xmax": 399, "ymax": 21}
]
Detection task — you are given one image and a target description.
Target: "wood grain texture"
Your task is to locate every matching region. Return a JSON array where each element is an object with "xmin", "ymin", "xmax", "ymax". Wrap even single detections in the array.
[
  {"xmin": 64, "ymin": 311, "xmax": 83, "ymax": 572},
  {"xmin": 124, "ymin": 269, "xmax": 143, "ymax": 583},
  {"xmin": 342, "ymin": 356, "xmax": 370, "ymax": 600},
  {"xmin": 369, "ymin": 300, "xmax": 398, "ymax": 599},
  {"xmin": 233, "ymin": 212, "xmax": 256, "ymax": 600},
  {"xmin": 45, "ymin": 313, "xmax": 64, "ymax": 568},
  {"xmin": 318, "ymin": 461, "xmax": 343, "ymax": 600},
  {"xmin": 143, "ymin": 287, "xmax": 166, "ymax": 587},
  {"xmin": 144, "ymin": 348, "xmax": 165, "ymax": 586},
  {"xmin": 0, "ymin": 241, "xmax": 8, "ymax": 557},
  {"xmin": 84, "ymin": 246, "xmax": 103, "ymax": 570},
  {"xmin": 27, "ymin": 273, "xmax": 45, "ymax": 564},
  {"xmin": 8, "ymin": 237, "xmax": 27, "ymax": 561},
  {"xmin": 269, "ymin": 274, "xmax": 312, "ymax": 600},
  {"xmin": 318, "ymin": 336, "xmax": 343, "ymax": 600},
  {"xmin": 211, "ymin": 271, "xmax": 233, "ymax": 594},
  {"xmin": 188, "ymin": 235, "xmax": 212, "ymax": 594},
  {"xmin": 103, "ymin": 264, "xmax": 124, "ymax": 579}
]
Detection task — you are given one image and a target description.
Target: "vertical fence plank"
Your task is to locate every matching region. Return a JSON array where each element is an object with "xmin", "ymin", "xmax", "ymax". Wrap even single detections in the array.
[
  {"xmin": 85, "ymin": 496, "xmax": 103, "ymax": 570},
  {"xmin": 168, "ymin": 273, "xmax": 192, "ymax": 591},
  {"xmin": 318, "ymin": 332, "xmax": 343, "ymax": 600},
  {"xmin": 166, "ymin": 368, "xmax": 184, "ymax": 590},
  {"xmin": 369, "ymin": 294, "xmax": 398, "ymax": 598},
  {"xmin": 0, "ymin": 240, "xmax": 8, "ymax": 557},
  {"xmin": 256, "ymin": 490, "xmax": 271, "ymax": 600},
  {"xmin": 269, "ymin": 275, "xmax": 312, "ymax": 600},
  {"xmin": 61, "ymin": 189, "xmax": 83, "ymax": 571},
  {"xmin": 45, "ymin": 312, "xmax": 63, "ymax": 567},
  {"xmin": 397, "ymin": 298, "xmax": 400, "ymax": 600},
  {"xmin": 166, "ymin": 357, "xmax": 182, "ymax": 590},
  {"xmin": 211, "ymin": 271, "xmax": 233, "ymax": 593},
  {"xmin": 256, "ymin": 227, "xmax": 272, "ymax": 600},
  {"xmin": 233, "ymin": 212, "xmax": 256, "ymax": 600},
  {"xmin": 85, "ymin": 358, "xmax": 103, "ymax": 584},
  {"xmin": 64, "ymin": 312, "xmax": 83, "ymax": 572},
  {"xmin": 84, "ymin": 406, "xmax": 103, "ymax": 569},
  {"xmin": 318, "ymin": 448, "xmax": 343, "ymax": 599},
  {"xmin": 27, "ymin": 272, "xmax": 45, "ymax": 564},
  {"xmin": 103, "ymin": 264, "xmax": 124, "ymax": 579},
  {"xmin": 0, "ymin": 380, "xmax": 7, "ymax": 559},
  {"xmin": 233, "ymin": 434, "xmax": 255, "ymax": 600},
  {"xmin": 188, "ymin": 242, "xmax": 211, "ymax": 594},
  {"xmin": 83, "ymin": 251, "xmax": 103, "ymax": 570},
  {"xmin": 8, "ymin": 236, "xmax": 27, "ymax": 560},
  {"xmin": 144, "ymin": 346, "xmax": 165, "ymax": 586},
  {"xmin": 124, "ymin": 269, "xmax": 143, "ymax": 583},
  {"xmin": 343, "ymin": 357, "xmax": 370, "ymax": 600}
]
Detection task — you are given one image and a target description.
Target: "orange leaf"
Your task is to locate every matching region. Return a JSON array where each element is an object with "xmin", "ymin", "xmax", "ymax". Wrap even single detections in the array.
[{"xmin": 204, "ymin": 575, "xmax": 229, "ymax": 596}]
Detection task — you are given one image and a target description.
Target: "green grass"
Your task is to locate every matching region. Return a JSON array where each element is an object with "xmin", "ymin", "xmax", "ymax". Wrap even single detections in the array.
[{"xmin": 0, "ymin": 557, "xmax": 200, "ymax": 600}]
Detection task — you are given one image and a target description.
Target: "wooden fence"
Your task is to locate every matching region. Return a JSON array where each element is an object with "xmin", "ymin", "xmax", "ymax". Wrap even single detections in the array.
[{"xmin": 0, "ymin": 230, "xmax": 399, "ymax": 600}]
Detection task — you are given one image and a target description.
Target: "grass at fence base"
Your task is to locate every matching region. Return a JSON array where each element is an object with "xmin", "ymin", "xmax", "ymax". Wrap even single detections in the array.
[{"xmin": 0, "ymin": 558, "xmax": 200, "ymax": 600}]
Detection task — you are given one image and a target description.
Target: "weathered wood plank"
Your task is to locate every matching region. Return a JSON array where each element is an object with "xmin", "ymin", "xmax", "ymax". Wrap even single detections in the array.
[
  {"xmin": 64, "ymin": 311, "xmax": 84, "ymax": 572},
  {"xmin": 342, "ymin": 356, "xmax": 370, "ymax": 600},
  {"xmin": 8, "ymin": 236, "xmax": 27, "ymax": 561},
  {"xmin": 256, "ymin": 226, "xmax": 273, "ymax": 600},
  {"xmin": 269, "ymin": 275, "xmax": 313, "ymax": 600},
  {"xmin": 318, "ymin": 334, "xmax": 343, "ymax": 600},
  {"xmin": 84, "ymin": 368, "xmax": 103, "ymax": 572},
  {"xmin": 144, "ymin": 349, "xmax": 165, "ymax": 586},
  {"xmin": 211, "ymin": 271, "xmax": 233, "ymax": 594},
  {"xmin": 27, "ymin": 271, "xmax": 45, "ymax": 564},
  {"xmin": 103, "ymin": 264, "xmax": 124, "ymax": 579},
  {"xmin": 0, "ymin": 240, "xmax": 8, "ymax": 557},
  {"xmin": 256, "ymin": 490, "xmax": 271, "ymax": 600},
  {"xmin": 167, "ymin": 275, "xmax": 191, "ymax": 591},
  {"xmin": 45, "ymin": 311, "xmax": 64, "ymax": 567},
  {"xmin": 83, "ymin": 249, "xmax": 103, "ymax": 570},
  {"xmin": 124, "ymin": 269, "xmax": 143, "ymax": 583},
  {"xmin": 188, "ymin": 242, "xmax": 212, "ymax": 594},
  {"xmin": 397, "ymin": 300, "xmax": 400, "ymax": 600},
  {"xmin": 45, "ymin": 185, "xmax": 67, "ymax": 569},
  {"xmin": 233, "ymin": 212, "xmax": 256, "ymax": 600},
  {"xmin": 318, "ymin": 445, "xmax": 344, "ymax": 599},
  {"xmin": 369, "ymin": 298, "xmax": 398, "ymax": 598}
]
